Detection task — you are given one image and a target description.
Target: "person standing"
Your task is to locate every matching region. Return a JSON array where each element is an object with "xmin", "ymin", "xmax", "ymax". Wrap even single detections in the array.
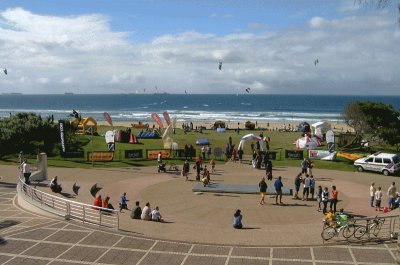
[
  {"xmin": 370, "ymin": 182, "xmax": 376, "ymax": 207},
  {"xmin": 21, "ymin": 159, "xmax": 31, "ymax": 185},
  {"xmin": 300, "ymin": 158, "xmax": 308, "ymax": 175},
  {"xmin": 302, "ymin": 175, "xmax": 310, "ymax": 201},
  {"xmin": 233, "ymin": 209, "xmax": 243, "ymax": 229},
  {"xmin": 293, "ymin": 173, "xmax": 302, "ymax": 199},
  {"xmin": 375, "ymin": 187, "xmax": 382, "ymax": 211},
  {"xmin": 322, "ymin": 187, "xmax": 329, "ymax": 214},
  {"xmin": 259, "ymin": 177, "xmax": 268, "ymax": 205},
  {"xmin": 206, "ymin": 145, "xmax": 211, "ymax": 159},
  {"xmin": 210, "ymin": 159, "xmax": 216, "ymax": 173},
  {"xmin": 238, "ymin": 148, "xmax": 244, "ymax": 163},
  {"xmin": 201, "ymin": 146, "xmax": 206, "ymax": 160},
  {"xmin": 309, "ymin": 175, "xmax": 316, "ymax": 200},
  {"xmin": 265, "ymin": 160, "xmax": 273, "ymax": 181},
  {"xmin": 182, "ymin": 160, "xmax": 190, "ymax": 181},
  {"xmin": 189, "ymin": 144, "xmax": 194, "ymax": 160},
  {"xmin": 274, "ymin": 176, "xmax": 283, "ymax": 205},
  {"xmin": 316, "ymin": 186, "xmax": 323, "ymax": 212},
  {"xmin": 18, "ymin": 151, "xmax": 24, "ymax": 164},
  {"xmin": 330, "ymin": 186, "xmax": 338, "ymax": 213},
  {"xmin": 387, "ymin": 182, "xmax": 396, "ymax": 210},
  {"xmin": 307, "ymin": 159, "xmax": 313, "ymax": 176}
]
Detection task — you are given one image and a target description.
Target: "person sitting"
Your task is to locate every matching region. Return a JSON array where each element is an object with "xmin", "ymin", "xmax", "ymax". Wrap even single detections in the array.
[
  {"xmin": 50, "ymin": 176, "xmax": 62, "ymax": 193},
  {"xmin": 233, "ymin": 209, "xmax": 243, "ymax": 229},
  {"xmin": 151, "ymin": 206, "xmax": 164, "ymax": 222},
  {"xmin": 119, "ymin": 192, "xmax": 128, "ymax": 212},
  {"xmin": 130, "ymin": 201, "xmax": 142, "ymax": 219},
  {"xmin": 336, "ymin": 208, "xmax": 349, "ymax": 228},
  {"xmin": 201, "ymin": 169, "xmax": 211, "ymax": 187},
  {"xmin": 324, "ymin": 208, "xmax": 336, "ymax": 227},
  {"xmin": 93, "ymin": 195, "xmax": 102, "ymax": 209},
  {"xmin": 102, "ymin": 196, "xmax": 115, "ymax": 213},
  {"xmin": 141, "ymin": 202, "xmax": 152, "ymax": 221}
]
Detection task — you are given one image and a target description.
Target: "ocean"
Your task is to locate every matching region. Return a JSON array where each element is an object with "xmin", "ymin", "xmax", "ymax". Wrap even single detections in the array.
[{"xmin": 1, "ymin": 94, "xmax": 399, "ymax": 124}]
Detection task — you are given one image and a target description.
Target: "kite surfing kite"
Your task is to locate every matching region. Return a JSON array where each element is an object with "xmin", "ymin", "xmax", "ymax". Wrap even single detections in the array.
[
  {"xmin": 3, "ymin": 68, "xmax": 7, "ymax": 75},
  {"xmin": 218, "ymin": 62, "xmax": 222, "ymax": 70},
  {"xmin": 245, "ymin": 87, "xmax": 251, "ymax": 93},
  {"xmin": 314, "ymin": 59, "xmax": 319, "ymax": 66}
]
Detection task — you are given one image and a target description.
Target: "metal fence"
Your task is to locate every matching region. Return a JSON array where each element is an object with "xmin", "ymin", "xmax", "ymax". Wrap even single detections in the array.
[
  {"xmin": 17, "ymin": 175, "xmax": 119, "ymax": 230},
  {"xmin": 321, "ymin": 214, "xmax": 399, "ymax": 244}
]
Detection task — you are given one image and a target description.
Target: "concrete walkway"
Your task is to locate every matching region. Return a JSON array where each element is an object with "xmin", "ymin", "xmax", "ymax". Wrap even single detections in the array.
[{"xmin": 0, "ymin": 162, "xmax": 399, "ymax": 264}]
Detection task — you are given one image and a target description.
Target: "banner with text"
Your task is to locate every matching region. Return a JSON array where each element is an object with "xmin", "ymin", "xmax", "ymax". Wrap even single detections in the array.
[
  {"xmin": 147, "ymin": 149, "xmax": 171, "ymax": 159},
  {"xmin": 58, "ymin": 120, "xmax": 66, "ymax": 154},
  {"xmin": 125, "ymin": 149, "xmax": 143, "ymax": 159},
  {"xmin": 87, "ymin": 151, "xmax": 114, "ymax": 162},
  {"xmin": 285, "ymin": 150, "xmax": 304, "ymax": 160}
]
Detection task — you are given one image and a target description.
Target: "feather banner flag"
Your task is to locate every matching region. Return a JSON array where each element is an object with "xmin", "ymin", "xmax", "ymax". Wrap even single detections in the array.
[
  {"xmin": 163, "ymin": 111, "xmax": 171, "ymax": 126},
  {"xmin": 103, "ymin": 112, "xmax": 113, "ymax": 127},
  {"xmin": 151, "ymin": 113, "xmax": 164, "ymax": 128}
]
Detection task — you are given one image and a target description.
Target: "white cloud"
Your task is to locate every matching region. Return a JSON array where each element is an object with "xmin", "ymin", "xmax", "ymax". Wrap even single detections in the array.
[{"xmin": 0, "ymin": 7, "xmax": 399, "ymax": 95}]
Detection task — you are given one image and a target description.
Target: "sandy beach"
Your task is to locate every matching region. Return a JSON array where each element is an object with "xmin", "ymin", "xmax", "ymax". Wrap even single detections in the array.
[{"xmin": 97, "ymin": 120, "xmax": 352, "ymax": 133}]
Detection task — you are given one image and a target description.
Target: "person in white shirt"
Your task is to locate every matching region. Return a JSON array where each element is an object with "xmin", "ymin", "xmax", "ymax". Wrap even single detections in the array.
[
  {"xmin": 22, "ymin": 160, "xmax": 31, "ymax": 184},
  {"xmin": 141, "ymin": 202, "xmax": 152, "ymax": 221},
  {"xmin": 302, "ymin": 175, "xmax": 311, "ymax": 201},
  {"xmin": 375, "ymin": 187, "xmax": 382, "ymax": 211},
  {"xmin": 370, "ymin": 182, "xmax": 376, "ymax": 208},
  {"xmin": 387, "ymin": 182, "xmax": 397, "ymax": 210},
  {"xmin": 151, "ymin": 206, "xmax": 164, "ymax": 222}
]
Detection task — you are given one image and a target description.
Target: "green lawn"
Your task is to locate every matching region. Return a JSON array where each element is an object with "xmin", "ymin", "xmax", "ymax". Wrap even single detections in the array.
[{"xmin": 1, "ymin": 125, "xmax": 360, "ymax": 172}]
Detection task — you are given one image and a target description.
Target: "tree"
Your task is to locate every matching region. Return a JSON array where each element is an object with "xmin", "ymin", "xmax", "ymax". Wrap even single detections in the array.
[
  {"xmin": 342, "ymin": 101, "xmax": 370, "ymax": 136},
  {"xmin": 342, "ymin": 101, "xmax": 400, "ymax": 150},
  {"xmin": 0, "ymin": 113, "xmax": 83, "ymax": 157}
]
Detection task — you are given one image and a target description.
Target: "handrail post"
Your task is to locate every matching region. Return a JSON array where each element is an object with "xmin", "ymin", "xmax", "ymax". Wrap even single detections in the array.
[
  {"xmin": 99, "ymin": 209, "xmax": 102, "ymax": 227},
  {"xmin": 82, "ymin": 205, "xmax": 85, "ymax": 224}
]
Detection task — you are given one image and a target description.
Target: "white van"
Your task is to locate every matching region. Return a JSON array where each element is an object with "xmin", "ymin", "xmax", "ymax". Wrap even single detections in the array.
[{"xmin": 354, "ymin": 152, "xmax": 400, "ymax": 176}]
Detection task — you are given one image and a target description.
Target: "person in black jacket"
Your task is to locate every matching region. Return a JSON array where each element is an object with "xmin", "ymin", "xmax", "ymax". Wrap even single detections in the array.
[{"xmin": 259, "ymin": 177, "xmax": 268, "ymax": 205}]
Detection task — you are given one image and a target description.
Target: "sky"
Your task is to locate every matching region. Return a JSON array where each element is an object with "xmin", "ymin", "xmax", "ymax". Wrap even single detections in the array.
[{"xmin": 0, "ymin": 0, "xmax": 399, "ymax": 95}]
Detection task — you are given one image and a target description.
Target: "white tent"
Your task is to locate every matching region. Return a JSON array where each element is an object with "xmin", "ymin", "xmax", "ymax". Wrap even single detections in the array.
[
  {"xmin": 311, "ymin": 121, "xmax": 331, "ymax": 138},
  {"xmin": 295, "ymin": 135, "xmax": 321, "ymax": 150},
  {"xmin": 238, "ymin": 134, "xmax": 264, "ymax": 151}
]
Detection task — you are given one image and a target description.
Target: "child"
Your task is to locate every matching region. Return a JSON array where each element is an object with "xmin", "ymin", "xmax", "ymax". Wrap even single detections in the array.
[
  {"xmin": 375, "ymin": 186, "xmax": 382, "ymax": 211},
  {"xmin": 210, "ymin": 159, "xmax": 216, "ymax": 173}
]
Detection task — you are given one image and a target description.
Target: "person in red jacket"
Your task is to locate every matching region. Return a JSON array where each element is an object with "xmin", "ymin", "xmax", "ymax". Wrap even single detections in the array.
[{"xmin": 93, "ymin": 195, "xmax": 102, "ymax": 209}]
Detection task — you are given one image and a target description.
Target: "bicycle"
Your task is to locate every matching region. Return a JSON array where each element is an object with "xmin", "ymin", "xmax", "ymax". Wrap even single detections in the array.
[
  {"xmin": 354, "ymin": 216, "xmax": 385, "ymax": 239},
  {"xmin": 321, "ymin": 218, "xmax": 356, "ymax": 241}
]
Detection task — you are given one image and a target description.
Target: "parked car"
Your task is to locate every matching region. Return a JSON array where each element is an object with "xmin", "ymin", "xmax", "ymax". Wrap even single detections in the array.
[{"xmin": 354, "ymin": 152, "xmax": 400, "ymax": 176}]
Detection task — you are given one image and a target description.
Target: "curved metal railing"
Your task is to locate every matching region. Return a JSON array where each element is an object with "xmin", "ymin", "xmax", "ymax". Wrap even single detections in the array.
[{"xmin": 17, "ymin": 174, "xmax": 119, "ymax": 230}]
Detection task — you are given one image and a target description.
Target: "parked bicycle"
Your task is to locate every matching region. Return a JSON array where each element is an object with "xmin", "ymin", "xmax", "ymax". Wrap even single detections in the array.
[
  {"xmin": 354, "ymin": 216, "xmax": 385, "ymax": 239},
  {"xmin": 321, "ymin": 218, "xmax": 356, "ymax": 241}
]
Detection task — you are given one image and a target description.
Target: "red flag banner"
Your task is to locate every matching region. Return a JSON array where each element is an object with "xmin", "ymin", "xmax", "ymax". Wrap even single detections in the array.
[
  {"xmin": 151, "ymin": 113, "xmax": 164, "ymax": 128},
  {"xmin": 163, "ymin": 111, "xmax": 171, "ymax": 126},
  {"xmin": 103, "ymin": 112, "xmax": 113, "ymax": 127}
]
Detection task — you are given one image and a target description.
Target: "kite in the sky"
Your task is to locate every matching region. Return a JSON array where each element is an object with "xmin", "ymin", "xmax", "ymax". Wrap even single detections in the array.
[
  {"xmin": 314, "ymin": 59, "xmax": 319, "ymax": 66},
  {"xmin": 245, "ymin": 87, "xmax": 251, "ymax": 93},
  {"xmin": 218, "ymin": 62, "xmax": 222, "ymax": 70},
  {"xmin": 3, "ymin": 68, "xmax": 7, "ymax": 75}
]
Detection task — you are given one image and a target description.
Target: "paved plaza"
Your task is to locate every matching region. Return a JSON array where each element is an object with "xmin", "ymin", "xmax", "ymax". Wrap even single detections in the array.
[{"xmin": 1, "ymin": 162, "xmax": 399, "ymax": 264}]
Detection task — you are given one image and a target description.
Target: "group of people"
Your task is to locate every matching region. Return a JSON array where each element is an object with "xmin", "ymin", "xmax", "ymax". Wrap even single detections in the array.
[
  {"xmin": 258, "ymin": 176, "xmax": 284, "ymax": 205},
  {"xmin": 130, "ymin": 201, "xmax": 164, "ymax": 222},
  {"xmin": 93, "ymin": 192, "xmax": 129, "ymax": 212},
  {"xmin": 370, "ymin": 181, "xmax": 398, "ymax": 211}
]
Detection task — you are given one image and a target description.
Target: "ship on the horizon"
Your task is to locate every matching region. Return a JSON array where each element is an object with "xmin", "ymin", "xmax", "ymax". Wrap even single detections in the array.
[
  {"xmin": 2, "ymin": 92, "xmax": 22, "ymax": 95},
  {"xmin": 64, "ymin": 92, "xmax": 74, "ymax": 95}
]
